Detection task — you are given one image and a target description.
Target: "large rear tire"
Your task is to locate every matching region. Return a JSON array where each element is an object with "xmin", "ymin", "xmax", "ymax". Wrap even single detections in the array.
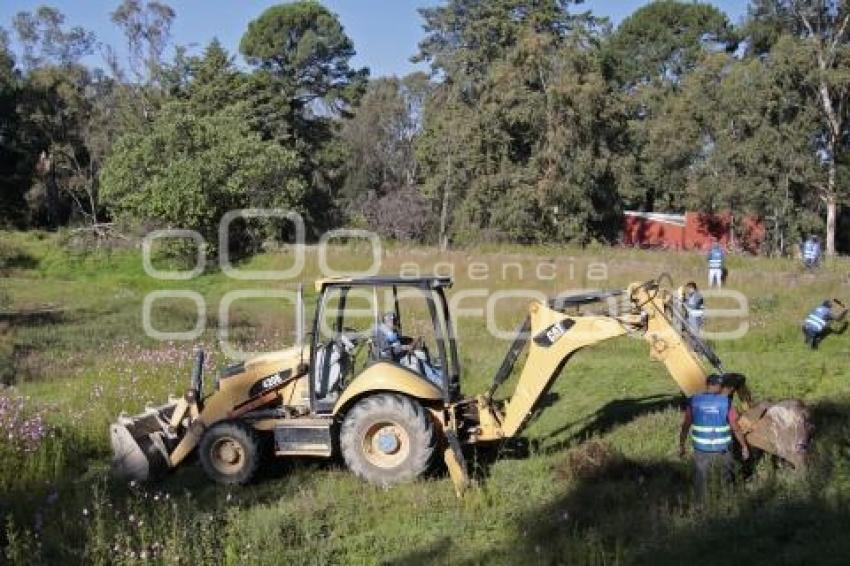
[
  {"xmin": 199, "ymin": 421, "xmax": 261, "ymax": 485},
  {"xmin": 340, "ymin": 393, "xmax": 436, "ymax": 487}
]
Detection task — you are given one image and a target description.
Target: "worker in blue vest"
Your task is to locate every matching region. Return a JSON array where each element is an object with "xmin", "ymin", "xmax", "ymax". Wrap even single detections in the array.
[
  {"xmin": 801, "ymin": 235, "xmax": 821, "ymax": 269},
  {"xmin": 682, "ymin": 281, "xmax": 704, "ymax": 334},
  {"xmin": 707, "ymin": 240, "xmax": 726, "ymax": 289},
  {"xmin": 680, "ymin": 374, "xmax": 749, "ymax": 502},
  {"xmin": 802, "ymin": 299, "xmax": 848, "ymax": 349}
]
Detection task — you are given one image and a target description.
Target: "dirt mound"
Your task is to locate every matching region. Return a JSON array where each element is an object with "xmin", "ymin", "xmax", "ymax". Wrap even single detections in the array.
[{"xmin": 555, "ymin": 441, "xmax": 641, "ymax": 482}]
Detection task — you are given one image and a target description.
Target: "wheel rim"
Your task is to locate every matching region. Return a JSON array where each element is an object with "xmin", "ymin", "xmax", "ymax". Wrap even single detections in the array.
[
  {"xmin": 362, "ymin": 421, "xmax": 410, "ymax": 469},
  {"xmin": 210, "ymin": 437, "xmax": 245, "ymax": 475}
]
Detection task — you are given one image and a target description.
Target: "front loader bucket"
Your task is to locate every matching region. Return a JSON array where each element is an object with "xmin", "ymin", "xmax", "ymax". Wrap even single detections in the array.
[
  {"xmin": 740, "ymin": 399, "xmax": 812, "ymax": 469},
  {"xmin": 110, "ymin": 401, "xmax": 178, "ymax": 481}
]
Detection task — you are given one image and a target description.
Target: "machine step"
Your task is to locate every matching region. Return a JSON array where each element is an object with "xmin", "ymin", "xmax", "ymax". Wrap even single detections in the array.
[{"xmin": 273, "ymin": 419, "xmax": 333, "ymax": 457}]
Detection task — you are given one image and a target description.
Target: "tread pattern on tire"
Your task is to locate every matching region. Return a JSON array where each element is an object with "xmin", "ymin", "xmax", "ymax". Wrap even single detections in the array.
[
  {"xmin": 340, "ymin": 393, "xmax": 436, "ymax": 487},
  {"xmin": 198, "ymin": 421, "xmax": 261, "ymax": 485}
]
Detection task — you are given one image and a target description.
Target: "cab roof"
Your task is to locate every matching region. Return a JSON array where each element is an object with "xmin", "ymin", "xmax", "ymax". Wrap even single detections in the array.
[{"xmin": 314, "ymin": 275, "xmax": 453, "ymax": 292}]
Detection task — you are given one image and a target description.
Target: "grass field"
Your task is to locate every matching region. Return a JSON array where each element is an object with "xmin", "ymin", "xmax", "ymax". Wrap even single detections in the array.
[{"xmin": 1, "ymin": 230, "xmax": 850, "ymax": 565}]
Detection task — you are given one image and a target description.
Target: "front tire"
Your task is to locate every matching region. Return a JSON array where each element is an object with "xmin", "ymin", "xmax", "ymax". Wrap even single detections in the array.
[
  {"xmin": 199, "ymin": 421, "xmax": 261, "ymax": 485},
  {"xmin": 340, "ymin": 393, "xmax": 436, "ymax": 487}
]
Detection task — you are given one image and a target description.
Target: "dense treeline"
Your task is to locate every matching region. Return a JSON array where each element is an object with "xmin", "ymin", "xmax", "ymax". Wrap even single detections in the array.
[{"xmin": 1, "ymin": 0, "xmax": 849, "ymax": 254}]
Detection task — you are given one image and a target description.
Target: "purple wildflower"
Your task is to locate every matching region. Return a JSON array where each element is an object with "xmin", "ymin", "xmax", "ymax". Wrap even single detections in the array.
[{"xmin": 0, "ymin": 394, "xmax": 53, "ymax": 452}]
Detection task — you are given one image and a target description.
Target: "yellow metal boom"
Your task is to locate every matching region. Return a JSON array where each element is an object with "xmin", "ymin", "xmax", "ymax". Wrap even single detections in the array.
[{"xmin": 470, "ymin": 281, "xmax": 717, "ymax": 443}]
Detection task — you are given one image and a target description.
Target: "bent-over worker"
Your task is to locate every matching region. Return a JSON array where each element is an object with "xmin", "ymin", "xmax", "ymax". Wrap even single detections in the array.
[{"xmin": 802, "ymin": 299, "xmax": 848, "ymax": 350}]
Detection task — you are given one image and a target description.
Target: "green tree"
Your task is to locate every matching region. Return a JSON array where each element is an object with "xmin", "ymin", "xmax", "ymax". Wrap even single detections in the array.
[
  {"xmin": 627, "ymin": 36, "xmax": 824, "ymax": 254},
  {"xmin": 11, "ymin": 7, "xmax": 104, "ymax": 228},
  {"xmin": 0, "ymin": 28, "xmax": 25, "ymax": 226},
  {"xmin": 415, "ymin": 85, "xmax": 478, "ymax": 248},
  {"xmin": 102, "ymin": 35, "xmax": 308, "ymax": 249},
  {"xmin": 240, "ymin": 2, "xmax": 367, "ymax": 109},
  {"xmin": 341, "ymin": 73, "xmax": 433, "ymax": 239},
  {"xmin": 455, "ymin": 29, "xmax": 624, "ymax": 243},
  {"xmin": 663, "ymin": 49, "xmax": 819, "ymax": 250},
  {"xmin": 606, "ymin": 1, "xmax": 734, "ymax": 211},
  {"xmin": 415, "ymin": 0, "xmax": 601, "ymax": 91},
  {"xmin": 239, "ymin": 2, "xmax": 368, "ymax": 233},
  {"xmin": 415, "ymin": 0, "xmax": 618, "ymax": 245},
  {"xmin": 109, "ymin": 0, "xmax": 175, "ymax": 85},
  {"xmin": 704, "ymin": 40, "xmax": 821, "ymax": 253},
  {"xmin": 185, "ymin": 39, "xmax": 246, "ymax": 113},
  {"xmin": 747, "ymin": 0, "xmax": 850, "ymax": 255},
  {"xmin": 605, "ymin": 0, "xmax": 734, "ymax": 86},
  {"xmin": 11, "ymin": 6, "xmax": 95, "ymax": 70},
  {"xmin": 526, "ymin": 33, "xmax": 627, "ymax": 243},
  {"xmin": 341, "ymin": 73, "xmax": 430, "ymax": 201},
  {"xmin": 18, "ymin": 65, "xmax": 100, "ymax": 226},
  {"xmin": 100, "ymin": 103, "xmax": 306, "ymax": 247},
  {"xmin": 105, "ymin": 0, "xmax": 177, "ymax": 135}
]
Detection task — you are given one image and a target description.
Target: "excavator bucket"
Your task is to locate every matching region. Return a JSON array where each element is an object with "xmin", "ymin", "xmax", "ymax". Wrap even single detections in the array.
[
  {"xmin": 110, "ymin": 401, "xmax": 177, "ymax": 481},
  {"xmin": 739, "ymin": 400, "xmax": 812, "ymax": 469}
]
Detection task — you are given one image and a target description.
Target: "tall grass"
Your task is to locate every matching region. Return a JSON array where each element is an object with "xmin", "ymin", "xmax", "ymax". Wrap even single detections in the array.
[{"xmin": 1, "ymin": 231, "xmax": 849, "ymax": 564}]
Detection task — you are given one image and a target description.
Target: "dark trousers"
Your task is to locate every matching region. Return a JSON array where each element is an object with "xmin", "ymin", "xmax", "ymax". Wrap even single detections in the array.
[
  {"xmin": 693, "ymin": 449, "xmax": 733, "ymax": 502},
  {"xmin": 802, "ymin": 325, "xmax": 824, "ymax": 350}
]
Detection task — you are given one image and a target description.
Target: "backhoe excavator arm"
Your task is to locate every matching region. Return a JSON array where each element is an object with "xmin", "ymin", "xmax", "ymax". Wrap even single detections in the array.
[
  {"xmin": 447, "ymin": 280, "xmax": 809, "ymax": 500},
  {"xmin": 470, "ymin": 280, "xmax": 725, "ymax": 442}
]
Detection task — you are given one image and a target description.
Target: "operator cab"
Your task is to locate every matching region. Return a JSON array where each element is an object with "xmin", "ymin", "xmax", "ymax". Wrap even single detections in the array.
[{"xmin": 309, "ymin": 276, "xmax": 460, "ymax": 413}]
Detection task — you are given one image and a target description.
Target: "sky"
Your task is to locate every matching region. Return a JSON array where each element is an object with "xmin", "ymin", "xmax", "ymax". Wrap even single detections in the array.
[{"xmin": 0, "ymin": 0, "xmax": 750, "ymax": 77}]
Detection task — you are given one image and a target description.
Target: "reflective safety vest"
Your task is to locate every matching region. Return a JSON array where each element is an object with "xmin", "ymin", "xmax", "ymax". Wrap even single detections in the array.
[
  {"xmin": 690, "ymin": 393, "xmax": 732, "ymax": 452},
  {"xmin": 803, "ymin": 241, "xmax": 820, "ymax": 261},
  {"xmin": 804, "ymin": 305, "xmax": 831, "ymax": 333},
  {"xmin": 708, "ymin": 248, "xmax": 724, "ymax": 269},
  {"xmin": 685, "ymin": 292, "xmax": 704, "ymax": 317}
]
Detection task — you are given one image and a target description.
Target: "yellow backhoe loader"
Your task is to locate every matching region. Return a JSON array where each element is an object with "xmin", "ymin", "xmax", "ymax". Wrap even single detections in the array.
[{"xmin": 111, "ymin": 277, "xmax": 810, "ymax": 494}]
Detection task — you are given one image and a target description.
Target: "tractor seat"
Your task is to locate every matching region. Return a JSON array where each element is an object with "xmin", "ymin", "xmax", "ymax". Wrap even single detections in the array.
[{"xmin": 314, "ymin": 342, "xmax": 349, "ymax": 406}]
